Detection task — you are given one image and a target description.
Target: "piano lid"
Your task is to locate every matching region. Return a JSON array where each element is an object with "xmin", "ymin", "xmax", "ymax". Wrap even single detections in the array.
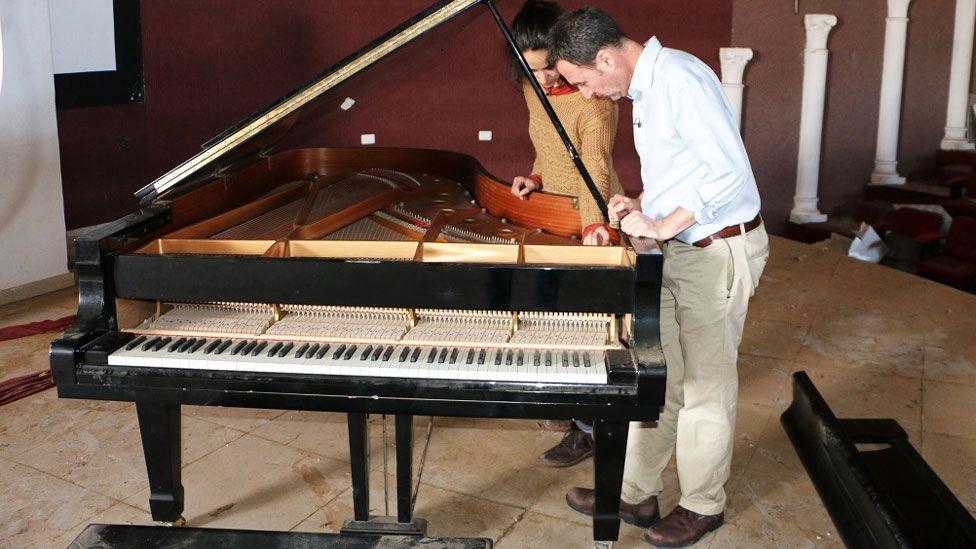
[{"xmin": 135, "ymin": 0, "xmax": 483, "ymax": 204}]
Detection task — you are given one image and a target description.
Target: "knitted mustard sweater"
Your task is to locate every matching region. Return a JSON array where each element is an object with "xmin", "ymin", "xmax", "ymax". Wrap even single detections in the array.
[{"xmin": 523, "ymin": 82, "xmax": 623, "ymax": 228}]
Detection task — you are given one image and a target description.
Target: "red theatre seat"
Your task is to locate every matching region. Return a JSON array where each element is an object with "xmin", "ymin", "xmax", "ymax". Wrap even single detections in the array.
[
  {"xmin": 874, "ymin": 207, "xmax": 943, "ymax": 245},
  {"xmin": 944, "ymin": 176, "xmax": 976, "ymax": 219},
  {"xmin": 917, "ymin": 216, "xmax": 976, "ymax": 291}
]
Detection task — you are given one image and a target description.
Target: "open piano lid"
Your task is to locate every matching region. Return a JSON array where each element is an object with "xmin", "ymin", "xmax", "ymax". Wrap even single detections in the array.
[{"xmin": 134, "ymin": 0, "xmax": 484, "ymax": 205}]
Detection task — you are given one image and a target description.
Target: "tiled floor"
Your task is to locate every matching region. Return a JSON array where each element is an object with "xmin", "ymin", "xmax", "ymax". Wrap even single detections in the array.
[{"xmin": 1, "ymin": 236, "xmax": 974, "ymax": 548}]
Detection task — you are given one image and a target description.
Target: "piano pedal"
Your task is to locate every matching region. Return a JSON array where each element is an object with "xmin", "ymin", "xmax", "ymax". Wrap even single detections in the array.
[{"xmin": 340, "ymin": 515, "xmax": 428, "ymax": 537}]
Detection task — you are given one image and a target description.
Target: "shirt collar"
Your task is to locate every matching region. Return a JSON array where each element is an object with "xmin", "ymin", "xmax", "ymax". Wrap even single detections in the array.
[{"xmin": 627, "ymin": 37, "xmax": 664, "ymax": 102}]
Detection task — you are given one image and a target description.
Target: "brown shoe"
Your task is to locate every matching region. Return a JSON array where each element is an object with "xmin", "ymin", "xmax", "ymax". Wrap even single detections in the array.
[
  {"xmin": 565, "ymin": 487, "xmax": 660, "ymax": 528},
  {"xmin": 538, "ymin": 427, "xmax": 594, "ymax": 467},
  {"xmin": 642, "ymin": 506, "xmax": 723, "ymax": 547},
  {"xmin": 538, "ymin": 419, "xmax": 574, "ymax": 432}
]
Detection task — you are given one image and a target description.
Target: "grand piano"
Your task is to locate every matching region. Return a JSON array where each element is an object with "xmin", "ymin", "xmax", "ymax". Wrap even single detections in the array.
[{"xmin": 50, "ymin": 0, "xmax": 666, "ymax": 543}]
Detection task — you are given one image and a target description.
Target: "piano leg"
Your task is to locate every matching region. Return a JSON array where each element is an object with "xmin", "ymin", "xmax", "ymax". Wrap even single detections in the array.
[
  {"xmin": 347, "ymin": 413, "xmax": 370, "ymax": 521},
  {"xmin": 395, "ymin": 415, "xmax": 413, "ymax": 523},
  {"xmin": 592, "ymin": 419, "xmax": 630, "ymax": 542},
  {"xmin": 135, "ymin": 401, "xmax": 184, "ymax": 523}
]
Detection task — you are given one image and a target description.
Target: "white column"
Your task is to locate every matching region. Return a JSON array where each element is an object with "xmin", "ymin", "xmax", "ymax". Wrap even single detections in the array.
[
  {"xmin": 870, "ymin": 0, "xmax": 914, "ymax": 185},
  {"xmin": 791, "ymin": 14, "xmax": 837, "ymax": 224},
  {"xmin": 941, "ymin": 0, "xmax": 976, "ymax": 150},
  {"xmin": 720, "ymin": 48, "xmax": 754, "ymax": 131}
]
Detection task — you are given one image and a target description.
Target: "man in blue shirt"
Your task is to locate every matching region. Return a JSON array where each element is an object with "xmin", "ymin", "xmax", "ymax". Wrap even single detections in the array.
[{"xmin": 547, "ymin": 7, "xmax": 770, "ymax": 547}]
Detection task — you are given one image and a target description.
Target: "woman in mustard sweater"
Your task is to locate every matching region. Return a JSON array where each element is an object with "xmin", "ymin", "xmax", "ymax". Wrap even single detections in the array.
[
  {"xmin": 509, "ymin": 0, "xmax": 623, "ymax": 247},
  {"xmin": 509, "ymin": 0, "xmax": 619, "ymax": 466}
]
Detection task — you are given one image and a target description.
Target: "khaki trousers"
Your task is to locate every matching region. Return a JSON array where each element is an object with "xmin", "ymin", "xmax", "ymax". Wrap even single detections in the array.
[{"xmin": 621, "ymin": 223, "xmax": 769, "ymax": 516}]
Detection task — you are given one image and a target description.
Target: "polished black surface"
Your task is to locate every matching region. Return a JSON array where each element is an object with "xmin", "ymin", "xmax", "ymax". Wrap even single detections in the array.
[{"xmin": 68, "ymin": 524, "xmax": 493, "ymax": 549}]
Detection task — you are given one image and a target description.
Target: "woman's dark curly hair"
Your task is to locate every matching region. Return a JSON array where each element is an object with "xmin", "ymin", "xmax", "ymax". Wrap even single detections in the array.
[{"xmin": 510, "ymin": 0, "xmax": 563, "ymax": 83}]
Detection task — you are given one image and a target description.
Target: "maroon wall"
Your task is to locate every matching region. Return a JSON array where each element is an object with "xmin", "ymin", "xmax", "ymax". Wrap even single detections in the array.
[
  {"xmin": 57, "ymin": 0, "xmax": 732, "ymax": 229},
  {"xmin": 733, "ymin": 0, "xmax": 959, "ymax": 233}
]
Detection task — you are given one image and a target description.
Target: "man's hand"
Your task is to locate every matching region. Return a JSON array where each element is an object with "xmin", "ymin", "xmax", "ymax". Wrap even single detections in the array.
[
  {"xmin": 620, "ymin": 211, "xmax": 675, "ymax": 240},
  {"xmin": 607, "ymin": 194, "xmax": 640, "ymax": 223},
  {"xmin": 582, "ymin": 225, "xmax": 612, "ymax": 246},
  {"xmin": 511, "ymin": 176, "xmax": 539, "ymax": 200}
]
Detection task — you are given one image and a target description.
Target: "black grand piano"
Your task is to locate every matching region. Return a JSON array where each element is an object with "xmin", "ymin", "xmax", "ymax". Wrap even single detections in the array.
[{"xmin": 51, "ymin": 0, "xmax": 666, "ymax": 543}]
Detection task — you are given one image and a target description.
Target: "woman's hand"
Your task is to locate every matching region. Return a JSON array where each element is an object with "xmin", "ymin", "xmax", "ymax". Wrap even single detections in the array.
[
  {"xmin": 582, "ymin": 226, "xmax": 612, "ymax": 246},
  {"xmin": 607, "ymin": 194, "xmax": 640, "ymax": 224},
  {"xmin": 511, "ymin": 176, "xmax": 540, "ymax": 200}
]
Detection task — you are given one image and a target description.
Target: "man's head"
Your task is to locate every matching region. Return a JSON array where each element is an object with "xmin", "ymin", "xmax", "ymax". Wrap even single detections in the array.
[{"xmin": 547, "ymin": 7, "xmax": 632, "ymax": 100}]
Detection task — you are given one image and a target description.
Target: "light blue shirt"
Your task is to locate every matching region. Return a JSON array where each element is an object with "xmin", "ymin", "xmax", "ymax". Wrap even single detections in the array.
[{"xmin": 628, "ymin": 37, "xmax": 761, "ymax": 244}]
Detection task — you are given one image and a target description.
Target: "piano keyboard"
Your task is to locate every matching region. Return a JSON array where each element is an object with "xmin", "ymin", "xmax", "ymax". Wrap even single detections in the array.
[{"xmin": 108, "ymin": 335, "xmax": 609, "ymax": 384}]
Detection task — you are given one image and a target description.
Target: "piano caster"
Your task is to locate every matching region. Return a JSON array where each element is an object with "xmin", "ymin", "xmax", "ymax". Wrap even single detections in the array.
[
  {"xmin": 164, "ymin": 517, "xmax": 186, "ymax": 527},
  {"xmin": 593, "ymin": 541, "xmax": 613, "ymax": 549}
]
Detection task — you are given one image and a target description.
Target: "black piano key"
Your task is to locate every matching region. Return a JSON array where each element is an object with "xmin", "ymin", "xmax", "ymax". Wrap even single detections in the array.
[
  {"xmin": 279, "ymin": 342, "xmax": 295, "ymax": 358},
  {"xmin": 494, "ymin": 351, "xmax": 502, "ymax": 366},
  {"xmin": 466, "ymin": 349, "xmax": 474, "ymax": 365},
  {"xmin": 167, "ymin": 338, "xmax": 187, "ymax": 352},
  {"xmin": 505, "ymin": 349, "xmax": 513, "ymax": 366},
  {"xmin": 305, "ymin": 343, "xmax": 320, "ymax": 359},
  {"xmin": 231, "ymin": 340, "xmax": 248, "ymax": 355},
  {"xmin": 315, "ymin": 343, "xmax": 331, "ymax": 359},
  {"xmin": 142, "ymin": 336, "xmax": 161, "ymax": 351},
  {"xmin": 517, "ymin": 349, "xmax": 524, "ymax": 366},
  {"xmin": 545, "ymin": 350, "xmax": 552, "ymax": 367},
  {"xmin": 449, "ymin": 349, "xmax": 458, "ymax": 364},
  {"xmin": 295, "ymin": 343, "xmax": 310, "ymax": 358},
  {"xmin": 154, "ymin": 337, "xmax": 172, "ymax": 351},
  {"xmin": 267, "ymin": 342, "xmax": 283, "ymax": 357},
  {"xmin": 371, "ymin": 346, "xmax": 383, "ymax": 361},
  {"xmin": 533, "ymin": 350, "xmax": 540, "ymax": 367},
  {"xmin": 190, "ymin": 339, "xmax": 207, "ymax": 352},
  {"xmin": 410, "ymin": 347, "xmax": 422, "ymax": 362},
  {"xmin": 478, "ymin": 349, "xmax": 486, "ymax": 365},
  {"xmin": 572, "ymin": 351, "xmax": 580, "ymax": 367},
  {"xmin": 427, "ymin": 347, "xmax": 438, "ymax": 364},
  {"xmin": 204, "ymin": 339, "xmax": 221, "ymax": 354},
  {"xmin": 382, "ymin": 346, "xmax": 395, "ymax": 361},
  {"xmin": 251, "ymin": 341, "xmax": 268, "ymax": 356},
  {"xmin": 178, "ymin": 338, "xmax": 197, "ymax": 353},
  {"xmin": 216, "ymin": 340, "xmax": 233, "ymax": 354},
  {"xmin": 241, "ymin": 341, "xmax": 258, "ymax": 355},
  {"xmin": 562, "ymin": 351, "xmax": 569, "ymax": 367},
  {"xmin": 342, "ymin": 345, "xmax": 357, "ymax": 360},
  {"xmin": 360, "ymin": 345, "xmax": 373, "ymax": 360},
  {"xmin": 437, "ymin": 348, "xmax": 448, "ymax": 363},
  {"xmin": 125, "ymin": 335, "xmax": 147, "ymax": 350},
  {"xmin": 584, "ymin": 353, "xmax": 592, "ymax": 368}
]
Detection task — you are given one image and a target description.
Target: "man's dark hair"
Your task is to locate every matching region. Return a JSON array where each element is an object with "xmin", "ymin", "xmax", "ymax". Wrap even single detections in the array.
[
  {"xmin": 510, "ymin": 0, "xmax": 563, "ymax": 82},
  {"xmin": 546, "ymin": 7, "xmax": 624, "ymax": 67}
]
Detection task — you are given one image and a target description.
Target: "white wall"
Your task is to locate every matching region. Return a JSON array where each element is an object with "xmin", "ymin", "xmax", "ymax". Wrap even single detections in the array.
[{"xmin": 0, "ymin": 0, "xmax": 71, "ymax": 298}]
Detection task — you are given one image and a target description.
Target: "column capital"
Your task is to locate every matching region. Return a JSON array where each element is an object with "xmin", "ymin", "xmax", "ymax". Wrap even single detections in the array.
[
  {"xmin": 804, "ymin": 14, "xmax": 838, "ymax": 50},
  {"xmin": 719, "ymin": 48, "xmax": 754, "ymax": 85},
  {"xmin": 886, "ymin": 0, "xmax": 913, "ymax": 19}
]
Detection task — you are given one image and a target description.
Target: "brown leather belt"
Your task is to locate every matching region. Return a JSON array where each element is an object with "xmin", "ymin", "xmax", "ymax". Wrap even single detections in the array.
[{"xmin": 691, "ymin": 214, "xmax": 762, "ymax": 248}]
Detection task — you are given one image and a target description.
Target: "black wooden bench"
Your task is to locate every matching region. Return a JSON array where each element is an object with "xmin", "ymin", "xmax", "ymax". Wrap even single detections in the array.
[{"xmin": 781, "ymin": 371, "xmax": 976, "ymax": 548}]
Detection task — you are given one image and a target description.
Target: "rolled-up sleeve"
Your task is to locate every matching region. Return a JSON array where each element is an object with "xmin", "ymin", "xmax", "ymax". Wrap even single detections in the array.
[{"xmin": 669, "ymin": 69, "xmax": 751, "ymax": 225}]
